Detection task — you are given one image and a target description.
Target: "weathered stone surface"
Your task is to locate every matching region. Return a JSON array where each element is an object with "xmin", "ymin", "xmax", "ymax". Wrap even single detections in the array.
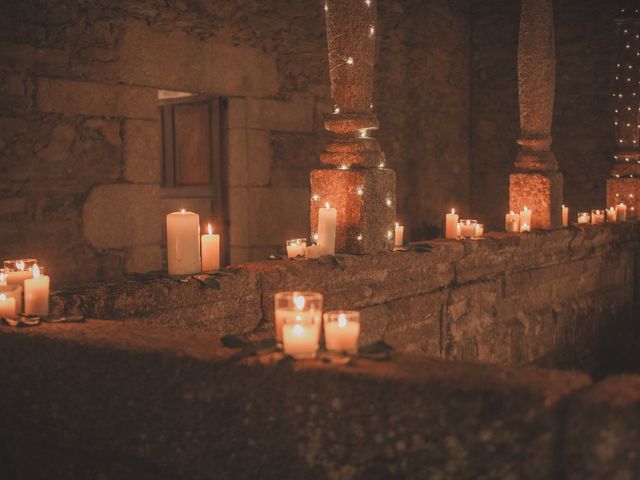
[
  {"xmin": 509, "ymin": 171, "xmax": 563, "ymax": 229},
  {"xmin": 0, "ymin": 321, "xmax": 593, "ymax": 479},
  {"xmin": 124, "ymin": 119, "xmax": 161, "ymax": 184},
  {"xmin": 83, "ymin": 184, "xmax": 161, "ymax": 249},
  {"xmin": 607, "ymin": 177, "xmax": 640, "ymax": 219},
  {"xmin": 310, "ymin": 168, "xmax": 396, "ymax": 254},
  {"xmin": 37, "ymin": 78, "xmax": 158, "ymax": 119}
]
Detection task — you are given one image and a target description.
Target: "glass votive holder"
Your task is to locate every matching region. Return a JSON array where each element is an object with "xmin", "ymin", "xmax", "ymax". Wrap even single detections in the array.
[
  {"xmin": 591, "ymin": 209, "xmax": 605, "ymax": 224},
  {"xmin": 577, "ymin": 212, "xmax": 590, "ymax": 224},
  {"xmin": 459, "ymin": 219, "xmax": 477, "ymax": 238},
  {"xmin": 0, "ymin": 285, "xmax": 23, "ymax": 313},
  {"xmin": 323, "ymin": 310, "xmax": 360, "ymax": 354},
  {"xmin": 0, "ymin": 269, "xmax": 6, "ymax": 286},
  {"xmin": 606, "ymin": 207, "xmax": 617, "ymax": 223},
  {"xmin": 286, "ymin": 238, "xmax": 307, "ymax": 259},
  {"xmin": 274, "ymin": 291, "xmax": 323, "ymax": 348},
  {"xmin": 4, "ymin": 258, "xmax": 38, "ymax": 272},
  {"xmin": 475, "ymin": 223, "xmax": 484, "ymax": 238},
  {"xmin": 282, "ymin": 315, "xmax": 321, "ymax": 359},
  {"xmin": 505, "ymin": 212, "xmax": 520, "ymax": 232}
]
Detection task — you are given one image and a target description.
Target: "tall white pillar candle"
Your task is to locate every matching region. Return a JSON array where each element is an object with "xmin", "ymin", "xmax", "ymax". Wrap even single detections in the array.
[
  {"xmin": 167, "ymin": 209, "xmax": 201, "ymax": 275},
  {"xmin": 317, "ymin": 203, "xmax": 337, "ymax": 256},
  {"xmin": 562, "ymin": 205, "xmax": 569, "ymax": 227},
  {"xmin": 201, "ymin": 223, "xmax": 220, "ymax": 272},
  {"xmin": 0, "ymin": 294, "xmax": 16, "ymax": 318},
  {"xmin": 24, "ymin": 265, "xmax": 49, "ymax": 316},
  {"xmin": 394, "ymin": 223, "xmax": 404, "ymax": 248},
  {"xmin": 445, "ymin": 208, "xmax": 459, "ymax": 239},
  {"xmin": 616, "ymin": 203, "xmax": 627, "ymax": 222}
]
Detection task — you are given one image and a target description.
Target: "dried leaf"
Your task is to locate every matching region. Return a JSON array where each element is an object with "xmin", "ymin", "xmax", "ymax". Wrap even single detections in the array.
[
  {"xmin": 268, "ymin": 254, "xmax": 287, "ymax": 260},
  {"xmin": 331, "ymin": 255, "xmax": 346, "ymax": 271},
  {"xmin": 409, "ymin": 244, "xmax": 433, "ymax": 253},
  {"xmin": 192, "ymin": 274, "xmax": 221, "ymax": 290},
  {"xmin": 42, "ymin": 314, "xmax": 85, "ymax": 323},
  {"xmin": 221, "ymin": 334, "xmax": 251, "ymax": 349},
  {"xmin": 358, "ymin": 340, "xmax": 393, "ymax": 361}
]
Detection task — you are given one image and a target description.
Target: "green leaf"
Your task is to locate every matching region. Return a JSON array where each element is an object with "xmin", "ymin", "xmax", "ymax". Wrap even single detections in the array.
[{"xmin": 409, "ymin": 244, "xmax": 433, "ymax": 253}]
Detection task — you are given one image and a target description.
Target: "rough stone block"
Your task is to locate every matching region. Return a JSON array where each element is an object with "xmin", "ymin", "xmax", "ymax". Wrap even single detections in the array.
[
  {"xmin": 37, "ymin": 123, "xmax": 76, "ymax": 162},
  {"xmin": 116, "ymin": 23, "xmax": 278, "ymax": 98},
  {"xmin": 227, "ymin": 98, "xmax": 246, "ymax": 129},
  {"xmin": 245, "ymin": 96, "xmax": 314, "ymax": 133},
  {"xmin": 247, "ymin": 130, "xmax": 272, "ymax": 186},
  {"xmin": 37, "ymin": 77, "xmax": 157, "ymax": 119},
  {"xmin": 509, "ymin": 171, "xmax": 563, "ymax": 229},
  {"xmin": 83, "ymin": 184, "xmax": 161, "ymax": 249},
  {"xmin": 228, "ymin": 187, "xmax": 250, "ymax": 246},
  {"xmin": 227, "ymin": 129, "xmax": 248, "ymax": 187},
  {"xmin": 607, "ymin": 177, "xmax": 640, "ymax": 218},
  {"xmin": 310, "ymin": 167, "xmax": 396, "ymax": 254},
  {"xmin": 126, "ymin": 245, "xmax": 163, "ymax": 273},
  {"xmin": 124, "ymin": 120, "xmax": 161, "ymax": 183}
]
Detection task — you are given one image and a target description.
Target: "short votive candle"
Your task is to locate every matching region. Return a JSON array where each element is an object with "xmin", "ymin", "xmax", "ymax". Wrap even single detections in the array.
[
  {"xmin": 0, "ymin": 285, "xmax": 22, "ymax": 313},
  {"xmin": 274, "ymin": 291, "xmax": 323, "ymax": 347},
  {"xmin": 591, "ymin": 210, "xmax": 605, "ymax": 224},
  {"xmin": 282, "ymin": 315, "xmax": 321, "ymax": 359},
  {"xmin": 616, "ymin": 203, "xmax": 627, "ymax": 222},
  {"xmin": 286, "ymin": 238, "xmax": 307, "ymax": 259},
  {"xmin": 0, "ymin": 293, "xmax": 16, "ymax": 318},
  {"xmin": 324, "ymin": 310, "xmax": 360, "ymax": 354},
  {"xmin": 606, "ymin": 207, "xmax": 617, "ymax": 223},
  {"xmin": 459, "ymin": 219, "xmax": 477, "ymax": 238},
  {"xmin": 4, "ymin": 258, "xmax": 37, "ymax": 286},
  {"xmin": 505, "ymin": 212, "xmax": 520, "ymax": 232},
  {"xmin": 475, "ymin": 223, "xmax": 484, "ymax": 238},
  {"xmin": 577, "ymin": 212, "xmax": 590, "ymax": 224}
]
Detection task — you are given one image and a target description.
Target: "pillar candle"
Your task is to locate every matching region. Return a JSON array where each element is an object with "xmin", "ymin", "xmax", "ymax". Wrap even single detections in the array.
[
  {"xmin": 274, "ymin": 292, "xmax": 323, "ymax": 346},
  {"xmin": 616, "ymin": 203, "xmax": 627, "ymax": 222},
  {"xmin": 394, "ymin": 223, "xmax": 404, "ymax": 248},
  {"xmin": 456, "ymin": 222, "xmax": 461, "ymax": 237},
  {"xmin": 562, "ymin": 205, "xmax": 569, "ymax": 228},
  {"xmin": 305, "ymin": 245, "xmax": 321, "ymax": 259},
  {"xmin": 24, "ymin": 264, "xmax": 49, "ymax": 316},
  {"xmin": 286, "ymin": 239, "xmax": 307, "ymax": 259},
  {"xmin": 282, "ymin": 320, "xmax": 320, "ymax": 359},
  {"xmin": 505, "ymin": 212, "xmax": 520, "ymax": 232},
  {"xmin": 577, "ymin": 212, "xmax": 590, "ymax": 224},
  {"xmin": 445, "ymin": 208, "xmax": 459, "ymax": 239},
  {"xmin": 475, "ymin": 223, "xmax": 484, "ymax": 238},
  {"xmin": 324, "ymin": 311, "xmax": 360, "ymax": 353},
  {"xmin": 519, "ymin": 207, "xmax": 532, "ymax": 230},
  {"xmin": 0, "ymin": 293, "xmax": 16, "ymax": 318},
  {"xmin": 591, "ymin": 210, "xmax": 605, "ymax": 224},
  {"xmin": 607, "ymin": 207, "xmax": 617, "ymax": 223},
  {"xmin": 317, "ymin": 203, "xmax": 337, "ymax": 256},
  {"xmin": 167, "ymin": 209, "xmax": 201, "ymax": 275},
  {"xmin": 0, "ymin": 285, "xmax": 22, "ymax": 313},
  {"xmin": 201, "ymin": 223, "xmax": 220, "ymax": 272}
]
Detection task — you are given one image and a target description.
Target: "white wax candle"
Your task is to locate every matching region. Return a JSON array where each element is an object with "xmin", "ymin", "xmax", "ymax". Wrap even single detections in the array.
[
  {"xmin": 6, "ymin": 270, "xmax": 33, "ymax": 286},
  {"xmin": 167, "ymin": 209, "xmax": 201, "ymax": 275},
  {"xmin": 456, "ymin": 222, "xmax": 461, "ymax": 237},
  {"xmin": 577, "ymin": 212, "xmax": 590, "ymax": 224},
  {"xmin": 274, "ymin": 293, "xmax": 322, "ymax": 344},
  {"xmin": 24, "ymin": 265, "xmax": 49, "ymax": 316},
  {"xmin": 0, "ymin": 293, "xmax": 16, "ymax": 317},
  {"xmin": 591, "ymin": 210, "xmax": 605, "ymax": 224},
  {"xmin": 318, "ymin": 203, "xmax": 337, "ymax": 256},
  {"xmin": 562, "ymin": 205, "xmax": 569, "ymax": 228},
  {"xmin": 324, "ymin": 312, "xmax": 360, "ymax": 353},
  {"xmin": 0, "ymin": 285, "xmax": 22, "ymax": 313},
  {"xmin": 445, "ymin": 208, "xmax": 459, "ymax": 239},
  {"xmin": 305, "ymin": 245, "xmax": 321, "ymax": 259},
  {"xmin": 606, "ymin": 207, "xmax": 617, "ymax": 223},
  {"xmin": 616, "ymin": 203, "xmax": 627, "ymax": 222},
  {"xmin": 519, "ymin": 207, "xmax": 532, "ymax": 230},
  {"xmin": 282, "ymin": 322, "xmax": 319, "ymax": 358},
  {"xmin": 521, "ymin": 223, "xmax": 530, "ymax": 232},
  {"xmin": 475, "ymin": 224, "xmax": 484, "ymax": 238},
  {"xmin": 505, "ymin": 212, "xmax": 520, "ymax": 232},
  {"xmin": 0, "ymin": 271, "xmax": 5, "ymax": 286},
  {"xmin": 201, "ymin": 223, "xmax": 220, "ymax": 271},
  {"xmin": 460, "ymin": 220, "xmax": 476, "ymax": 238},
  {"xmin": 394, "ymin": 223, "xmax": 404, "ymax": 247},
  {"xmin": 286, "ymin": 239, "xmax": 307, "ymax": 259}
]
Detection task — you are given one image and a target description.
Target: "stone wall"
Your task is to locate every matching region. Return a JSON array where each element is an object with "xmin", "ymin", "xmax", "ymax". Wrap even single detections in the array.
[
  {"xmin": 1, "ymin": 321, "xmax": 639, "ymax": 479},
  {"xmin": 471, "ymin": 0, "xmax": 621, "ymax": 229},
  {"xmin": 51, "ymin": 224, "xmax": 640, "ymax": 373},
  {"xmin": 0, "ymin": 0, "xmax": 471, "ymax": 286}
]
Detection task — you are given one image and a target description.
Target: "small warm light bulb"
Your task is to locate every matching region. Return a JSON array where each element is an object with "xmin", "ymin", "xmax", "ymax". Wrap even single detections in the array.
[
  {"xmin": 356, "ymin": 187, "xmax": 364, "ymax": 196},
  {"xmin": 293, "ymin": 293, "xmax": 305, "ymax": 311},
  {"xmin": 32, "ymin": 264, "xmax": 40, "ymax": 279},
  {"xmin": 333, "ymin": 106, "xmax": 340, "ymax": 114},
  {"xmin": 324, "ymin": 3, "xmax": 328, "ymax": 12},
  {"xmin": 357, "ymin": 234, "xmax": 363, "ymax": 241},
  {"xmin": 365, "ymin": 0, "xmax": 371, "ymax": 6},
  {"xmin": 207, "ymin": 223, "xmax": 213, "ymax": 235},
  {"xmin": 312, "ymin": 193, "xmax": 320, "ymax": 202},
  {"xmin": 386, "ymin": 230, "xmax": 393, "ymax": 239},
  {"xmin": 339, "ymin": 164, "xmax": 349, "ymax": 170},
  {"xmin": 369, "ymin": 25, "xmax": 375, "ymax": 37},
  {"xmin": 359, "ymin": 129, "xmax": 367, "ymax": 138},
  {"xmin": 346, "ymin": 56, "xmax": 354, "ymax": 65},
  {"xmin": 385, "ymin": 197, "xmax": 392, "ymax": 207}
]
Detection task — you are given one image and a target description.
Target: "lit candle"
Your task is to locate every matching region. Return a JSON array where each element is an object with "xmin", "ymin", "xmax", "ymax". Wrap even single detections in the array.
[
  {"xmin": 282, "ymin": 319, "xmax": 320, "ymax": 359},
  {"xmin": 0, "ymin": 270, "xmax": 5, "ymax": 286},
  {"xmin": 201, "ymin": 223, "xmax": 220, "ymax": 272},
  {"xmin": 519, "ymin": 207, "xmax": 532, "ymax": 231},
  {"xmin": 317, "ymin": 203, "xmax": 337, "ymax": 256},
  {"xmin": 0, "ymin": 285, "xmax": 22, "ymax": 313},
  {"xmin": 324, "ymin": 311, "xmax": 360, "ymax": 353},
  {"xmin": 286, "ymin": 238, "xmax": 307, "ymax": 259},
  {"xmin": 274, "ymin": 291, "xmax": 323, "ymax": 347},
  {"xmin": 606, "ymin": 207, "xmax": 617, "ymax": 223},
  {"xmin": 5, "ymin": 259, "xmax": 35, "ymax": 286},
  {"xmin": 0, "ymin": 293, "xmax": 16, "ymax": 318},
  {"xmin": 305, "ymin": 245, "xmax": 321, "ymax": 259},
  {"xmin": 475, "ymin": 223, "xmax": 484, "ymax": 238},
  {"xmin": 394, "ymin": 222, "xmax": 404, "ymax": 248},
  {"xmin": 24, "ymin": 264, "xmax": 49, "ymax": 316},
  {"xmin": 616, "ymin": 203, "xmax": 627, "ymax": 222},
  {"xmin": 460, "ymin": 219, "xmax": 477, "ymax": 238},
  {"xmin": 166, "ymin": 209, "xmax": 201, "ymax": 275},
  {"xmin": 562, "ymin": 205, "xmax": 569, "ymax": 227},
  {"xmin": 456, "ymin": 222, "xmax": 461, "ymax": 237},
  {"xmin": 445, "ymin": 208, "xmax": 459, "ymax": 239},
  {"xmin": 505, "ymin": 212, "xmax": 520, "ymax": 232},
  {"xmin": 591, "ymin": 210, "xmax": 605, "ymax": 224},
  {"xmin": 577, "ymin": 212, "xmax": 590, "ymax": 224}
]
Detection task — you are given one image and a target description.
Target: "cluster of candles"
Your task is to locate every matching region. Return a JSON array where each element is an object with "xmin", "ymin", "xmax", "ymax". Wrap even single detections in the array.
[
  {"xmin": 166, "ymin": 210, "xmax": 220, "ymax": 275},
  {"xmin": 444, "ymin": 209, "xmax": 485, "ymax": 239},
  {"xmin": 274, "ymin": 291, "xmax": 360, "ymax": 358},
  {"xmin": 285, "ymin": 203, "xmax": 405, "ymax": 259},
  {"xmin": 576, "ymin": 203, "xmax": 629, "ymax": 224},
  {"xmin": 0, "ymin": 259, "xmax": 50, "ymax": 318},
  {"xmin": 504, "ymin": 207, "xmax": 533, "ymax": 233}
]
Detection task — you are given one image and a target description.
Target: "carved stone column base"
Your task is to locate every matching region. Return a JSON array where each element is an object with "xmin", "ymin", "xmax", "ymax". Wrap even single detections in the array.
[
  {"xmin": 607, "ymin": 177, "xmax": 640, "ymax": 219},
  {"xmin": 310, "ymin": 168, "xmax": 396, "ymax": 254},
  {"xmin": 509, "ymin": 171, "xmax": 563, "ymax": 229}
]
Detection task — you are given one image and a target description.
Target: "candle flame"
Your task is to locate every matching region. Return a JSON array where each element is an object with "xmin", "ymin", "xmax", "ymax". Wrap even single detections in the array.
[
  {"xmin": 325, "ymin": 202, "xmax": 330, "ymax": 209},
  {"xmin": 180, "ymin": 208, "xmax": 186, "ymax": 213},
  {"xmin": 32, "ymin": 264, "xmax": 40, "ymax": 278},
  {"xmin": 0, "ymin": 294, "xmax": 5, "ymax": 301},
  {"xmin": 451, "ymin": 208, "xmax": 455, "ymax": 214},
  {"xmin": 293, "ymin": 293, "xmax": 305, "ymax": 311},
  {"xmin": 509, "ymin": 211, "xmax": 515, "ymax": 215},
  {"xmin": 338, "ymin": 313, "xmax": 347, "ymax": 328},
  {"xmin": 208, "ymin": 223, "xmax": 213, "ymax": 235},
  {"xmin": 395, "ymin": 222, "xmax": 399, "ymax": 228},
  {"xmin": 0, "ymin": 272, "xmax": 5, "ymax": 282},
  {"xmin": 16, "ymin": 260, "xmax": 25, "ymax": 271},
  {"xmin": 465, "ymin": 219, "xmax": 470, "ymax": 225},
  {"xmin": 562, "ymin": 204, "xmax": 566, "ymax": 208},
  {"xmin": 524, "ymin": 206, "xmax": 529, "ymax": 212},
  {"xmin": 292, "ymin": 324, "xmax": 305, "ymax": 336}
]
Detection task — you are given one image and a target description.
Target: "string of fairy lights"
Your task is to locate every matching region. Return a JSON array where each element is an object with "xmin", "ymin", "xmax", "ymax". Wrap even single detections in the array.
[{"xmin": 314, "ymin": 0, "xmax": 395, "ymax": 246}]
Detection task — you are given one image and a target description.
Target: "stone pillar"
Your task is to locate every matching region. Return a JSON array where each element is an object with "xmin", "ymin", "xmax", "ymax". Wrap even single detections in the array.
[
  {"xmin": 607, "ymin": 7, "xmax": 640, "ymax": 217},
  {"xmin": 509, "ymin": 0, "xmax": 563, "ymax": 229},
  {"xmin": 311, "ymin": 0, "xmax": 396, "ymax": 254}
]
